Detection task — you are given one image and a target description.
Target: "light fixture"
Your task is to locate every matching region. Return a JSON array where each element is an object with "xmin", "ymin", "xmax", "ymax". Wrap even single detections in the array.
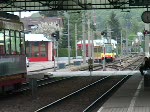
[{"xmin": 108, "ymin": 0, "xmax": 119, "ymax": 3}]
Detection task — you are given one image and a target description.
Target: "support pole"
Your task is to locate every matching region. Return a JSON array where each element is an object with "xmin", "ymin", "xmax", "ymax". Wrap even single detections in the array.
[
  {"xmin": 75, "ymin": 23, "xmax": 77, "ymax": 58},
  {"xmin": 145, "ymin": 23, "xmax": 150, "ymax": 57},
  {"xmin": 29, "ymin": 78, "xmax": 37, "ymax": 99},
  {"xmin": 103, "ymin": 37, "xmax": 106, "ymax": 71},
  {"xmin": 82, "ymin": 12, "xmax": 86, "ymax": 64},
  {"xmin": 67, "ymin": 14, "xmax": 71, "ymax": 65},
  {"xmin": 53, "ymin": 38, "xmax": 56, "ymax": 72},
  {"xmin": 121, "ymin": 30, "xmax": 123, "ymax": 57},
  {"xmin": 88, "ymin": 13, "xmax": 91, "ymax": 58}
]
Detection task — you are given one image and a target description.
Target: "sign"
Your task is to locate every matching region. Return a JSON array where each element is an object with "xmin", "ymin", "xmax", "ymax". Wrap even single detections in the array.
[
  {"xmin": 141, "ymin": 11, "xmax": 150, "ymax": 23},
  {"xmin": 129, "ymin": 0, "xmax": 150, "ymax": 6}
]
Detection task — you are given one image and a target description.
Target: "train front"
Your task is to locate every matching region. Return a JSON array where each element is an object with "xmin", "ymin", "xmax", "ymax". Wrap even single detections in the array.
[{"xmin": 101, "ymin": 43, "xmax": 115, "ymax": 62}]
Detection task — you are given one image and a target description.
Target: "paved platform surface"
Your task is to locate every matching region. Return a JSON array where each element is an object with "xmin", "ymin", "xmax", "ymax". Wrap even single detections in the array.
[
  {"xmin": 97, "ymin": 74, "xmax": 150, "ymax": 112},
  {"xmin": 27, "ymin": 59, "xmax": 85, "ymax": 72}
]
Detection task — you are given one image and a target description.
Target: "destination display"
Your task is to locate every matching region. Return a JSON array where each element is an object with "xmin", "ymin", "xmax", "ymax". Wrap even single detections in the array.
[{"xmin": 129, "ymin": 0, "xmax": 150, "ymax": 6}]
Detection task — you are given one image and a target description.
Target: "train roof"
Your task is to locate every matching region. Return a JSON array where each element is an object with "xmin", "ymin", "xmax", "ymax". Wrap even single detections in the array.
[{"xmin": 77, "ymin": 39, "xmax": 117, "ymax": 47}]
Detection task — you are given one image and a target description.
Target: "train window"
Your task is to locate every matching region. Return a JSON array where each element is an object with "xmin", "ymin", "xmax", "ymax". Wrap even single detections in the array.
[
  {"xmin": 40, "ymin": 42, "xmax": 47, "ymax": 57},
  {"xmin": 0, "ymin": 30, "xmax": 5, "ymax": 54},
  {"xmin": 20, "ymin": 32, "xmax": 25, "ymax": 54},
  {"xmin": 16, "ymin": 31, "xmax": 21, "ymax": 54},
  {"xmin": 4, "ymin": 29, "xmax": 11, "ymax": 54},
  {"xmin": 105, "ymin": 45, "xmax": 112, "ymax": 53},
  {"xmin": 20, "ymin": 42, "xmax": 25, "ymax": 54},
  {"xmin": 10, "ymin": 30, "xmax": 16, "ymax": 54},
  {"xmin": 94, "ymin": 48, "xmax": 97, "ymax": 52}
]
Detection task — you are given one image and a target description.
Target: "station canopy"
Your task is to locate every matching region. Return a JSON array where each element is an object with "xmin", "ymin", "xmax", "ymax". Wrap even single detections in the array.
[{"xmin": 0, "ymin": 0, "xmax": 150, "ymax": 12}]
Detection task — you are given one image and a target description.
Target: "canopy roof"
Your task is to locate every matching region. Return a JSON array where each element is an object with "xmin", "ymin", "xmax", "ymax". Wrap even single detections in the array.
[{"xmin": 0, "ymin": 0, "xmax": 149, "ymax": 12}]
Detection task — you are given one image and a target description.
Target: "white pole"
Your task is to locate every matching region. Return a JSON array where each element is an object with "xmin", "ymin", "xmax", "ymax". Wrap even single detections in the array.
[
  {"xmin": 53, "ymin": 38, "xmax": 56, "ymax": 71},
  {"xmin": 75, "ymin": 23, "xmax": 77, "ymax": 58},
  {"xmin": 56, "ymin": 41, "xmax": 59, "ymax": 65},
  {"xmin": 67, "ymin": 13, "xmax": 71, "ymax": 65},
  {"xmin": 82, "ymin": 12, "xmax": 86, "ymax": 64},
  {"xmin": 121, "ymin": 30, "xmax": 123, "ymax": 57},
  {"xmin": 88, "ymin": 13, "xmax": 91, "ymax": 58},
  {"xmin": 126, "ymin": 25, "xmax": 128, "ymax": 55},
  {"xmin": 103, "ymin": 36, "xmax": 106, "ymax": 71},
  {"xmin": 145, "ymin": 23, "xmax": 150, "ymax": 57},
  {"xmin": 91, "ymin": 30, "xmax": 94, "ymax": 63}
]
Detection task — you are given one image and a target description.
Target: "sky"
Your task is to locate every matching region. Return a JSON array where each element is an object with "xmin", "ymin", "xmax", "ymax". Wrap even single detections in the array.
[{"xmin": 13, "ymin": 11, "xmax": 39, "ymax": 18}]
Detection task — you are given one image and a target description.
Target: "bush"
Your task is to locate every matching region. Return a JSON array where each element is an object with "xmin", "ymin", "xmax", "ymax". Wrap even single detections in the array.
[{"xmin": 58, "ymin": 48, "xmax": 82, "ymax": 57}]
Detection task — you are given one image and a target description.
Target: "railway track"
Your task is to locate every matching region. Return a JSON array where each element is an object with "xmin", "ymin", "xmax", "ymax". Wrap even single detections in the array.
[
  {"xmin": 35, "ymin": 75, "xmax": 129, "ymax": 112},
  {"xmin": 34, "ymin": 55, "xmax": 142, "ymax": 112},
  {"xmin": 0, "ymin": 54, "xmax": 144, "ymax": 112}
]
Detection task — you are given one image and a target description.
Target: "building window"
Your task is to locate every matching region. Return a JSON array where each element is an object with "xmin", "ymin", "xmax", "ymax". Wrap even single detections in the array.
[
  {"xmin": 26, "ymin": 41, "xmax": 32, "ymax": 57},
  {"xmin": 26, "ymin": 41, "xmax": 48, "ymax": 58},
  {"xmin": 33, "ymin": 42, "xmax": 39, "ymax": 57},
  {"xmin": 40, "ymin": 42, "xmax": 47, "ymax": 57}
]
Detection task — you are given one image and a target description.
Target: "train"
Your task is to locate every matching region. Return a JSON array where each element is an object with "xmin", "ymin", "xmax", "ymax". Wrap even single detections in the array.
[
  {"xmin": 0, "ymin": 13, "xmax": 27, "ymax": 92},
  {"xmin": 94, "ymin": 43, "xmax": 116, "ymax": 62},
  {"xmin": 77, "ymin": 39, "xmax": 117, "ymax": 63}
]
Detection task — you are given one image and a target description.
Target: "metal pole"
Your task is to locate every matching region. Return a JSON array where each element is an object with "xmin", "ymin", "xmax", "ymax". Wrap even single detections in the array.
[
  {"xmin": 102, "ymin": 36, "xmax": 106, "ymax": 71},
  {"xmin": 56, "ymin": 41, "xmax": 59, "ymax": 65},
  {"xmin": 75, "ymin": 23, "xmax": 77, "ymax": 58},
  {"xmin": 67, "ymin": 14, "xmax": 71, "ymax": 65},
  {"xmin": 53, "ymin": 38, "xmax": 56, "ymax": 71},
  {"xmin": 126, "ymin": 25, "xmax": 128, "ymax": 55},
  {"xmin": 91, "ymin": 30, "xmax": 94, "ymax": 63},
  {"xmin": 82, "ymin": 12, "xmax": 86, "ymax": 64},
  {"xmin": 121, "ymin": 30, "xmax": 123, "ymax": 57},
  {"xmin": 88, "ymin": 13, "xmax": 91, "ymax": 58},
  {"xmin": 145, "ymin": 23, "xmax": 150, "ymax": 57}
]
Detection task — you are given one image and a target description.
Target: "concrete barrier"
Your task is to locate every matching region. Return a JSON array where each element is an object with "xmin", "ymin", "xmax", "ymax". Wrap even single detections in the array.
[
  {"xmin": 74, "ymin": 61, "xmax": 81, "ymax": 66},
  {"xmin": 57, "ymin": 63, "xmax": 66, "ymax": 69}
]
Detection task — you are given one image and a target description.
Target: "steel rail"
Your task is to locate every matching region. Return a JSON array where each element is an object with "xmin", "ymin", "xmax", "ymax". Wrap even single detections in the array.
[
  {"xmin": 34, "ymin": 76, "xmax": 110, "ymax": 112},
  {"xmin": 82, "ymin": 57, "xmax": 142, "ymax": 111},
  {"xmin": 83, "ymin": 75, "xmax": 129, "ymax": 112}
]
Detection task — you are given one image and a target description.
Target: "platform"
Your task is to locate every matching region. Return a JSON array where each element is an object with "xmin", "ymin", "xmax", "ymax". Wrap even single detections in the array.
[{"xmin": 97, "ymin": 74, "xmax": 150, "ymax": 112}]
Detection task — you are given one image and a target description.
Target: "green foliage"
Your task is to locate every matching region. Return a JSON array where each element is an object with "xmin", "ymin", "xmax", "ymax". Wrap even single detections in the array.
[
  {"xmin": 58, "ymin": 48, "xmax": 82, "ymax": 57},
  {"xmin": 39, "ymin": 11, "xmax": 59, "ymax": 17},
  {"xmin": 107, "ymin": 11, "xmax": 121, "ymax": 42},
  {"xmin": 128, "ymin": 34, "xmax": 137, "ymax": 40},
  {"xmin": 58, "ymin": 48, "xmax": 68, "ymax": 57},
  {"xmin": 39, "ymin": 9, "xmax": 145, "ymax": 54}
]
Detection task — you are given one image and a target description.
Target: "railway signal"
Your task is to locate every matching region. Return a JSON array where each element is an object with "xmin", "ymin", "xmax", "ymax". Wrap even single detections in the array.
[
  {"xmin": 51, "ymin": 31, "xmax": 60, "ymax": 41},
  {"xmin": 143, "ymin": 30, "xmax": 150, "ymax": 36}
]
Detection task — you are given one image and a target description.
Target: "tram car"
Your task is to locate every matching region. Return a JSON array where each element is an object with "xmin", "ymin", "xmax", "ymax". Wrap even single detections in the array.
[
  {"xmin": 0, "ymin": 13, "xmax": 27, "ymax": 92},
  {"xmin": 94, "ymin": 43, "xmax": 116, "ymax": 62},
  {"xmin": 77, "ymin": 39, "xmax": 116, "ymax": 63}
]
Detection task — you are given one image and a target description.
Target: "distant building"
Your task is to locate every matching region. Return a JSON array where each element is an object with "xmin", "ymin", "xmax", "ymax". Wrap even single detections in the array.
[
  {"xmin": 25, "ymin": 34, "xmax": 53, "ymax": 62},
  {"xmin": 21, "ymin": 17, "xmax": 63, "ymax": 33}
]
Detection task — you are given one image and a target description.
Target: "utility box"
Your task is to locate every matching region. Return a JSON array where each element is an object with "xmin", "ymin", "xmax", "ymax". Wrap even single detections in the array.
[
  {"xmin": 74, "ymin": 61, "xmax": 81, "ymax": 66},
  {"xmin": 57, "ymin": 63, "xmax": 65, "ymax": 69},
  {"xmin": 88, "ymin": 58, "xmax": 93, "ymax": 71}
]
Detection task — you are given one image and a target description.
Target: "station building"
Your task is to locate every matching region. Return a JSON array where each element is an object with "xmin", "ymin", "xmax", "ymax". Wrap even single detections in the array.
[{"xmin": 25, "ymin": 34, "xmax": 53, "ymax": 62}]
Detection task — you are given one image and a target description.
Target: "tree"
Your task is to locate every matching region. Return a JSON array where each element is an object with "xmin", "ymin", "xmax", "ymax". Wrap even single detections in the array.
[
  {"xmin": 31, "ymin": 21, "xmax": 62, "ymax": 39},
  {"xmin": 39, "ymin": 11, "xmax": 59, "ymax": 17},
  {"xmin": 107, "ymin": 11, "xmax": 121, "ymax": 43}
]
